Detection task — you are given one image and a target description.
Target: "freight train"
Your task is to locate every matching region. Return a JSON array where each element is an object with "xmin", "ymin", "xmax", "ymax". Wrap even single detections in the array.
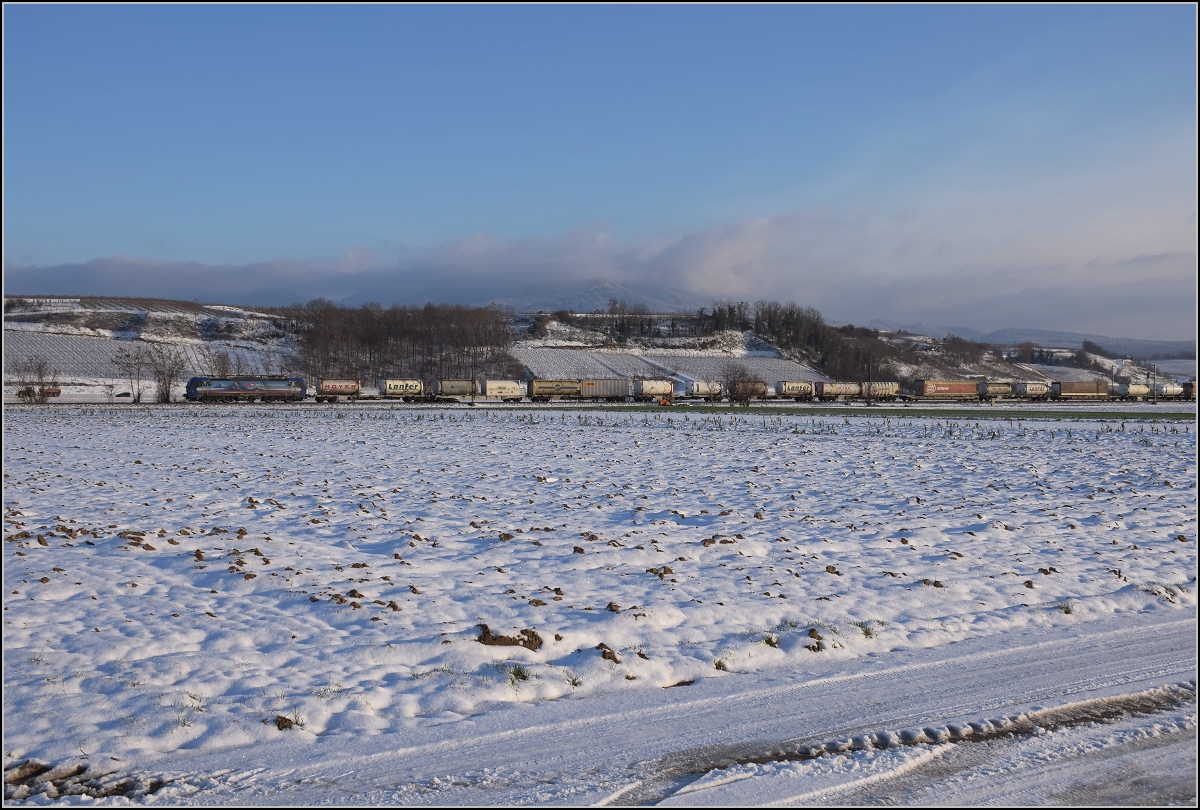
[{"xmin": 184, "ymin": 375, "xmax": 1194, "ymax": 405}]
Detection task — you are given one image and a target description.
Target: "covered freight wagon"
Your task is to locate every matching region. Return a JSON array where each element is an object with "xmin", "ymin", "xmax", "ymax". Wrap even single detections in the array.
[
  {"xmin": 379, "ymin": 379, "xmax": 424, "ymax": 400},
  {"xmin": 903, "ymin": 380, "xmax": 978, "ymax": 399},
  {"xmin": 480, "ymin": 379, "xmax": 524, "ymax": 402},
  {"xmin": 581, "ymin": 378, "xmax": 632, "ymax": 401},
  {"xmin": 316, "ymin": 379, "xmax": 360, "ymax": 402},
  {"xmin": 776, "ymin": 380, "xmax": 815, "ymax": 400},
  {"xmin": 1050, "ymin": 381, "xmax": 1108, "ymax": 399}
]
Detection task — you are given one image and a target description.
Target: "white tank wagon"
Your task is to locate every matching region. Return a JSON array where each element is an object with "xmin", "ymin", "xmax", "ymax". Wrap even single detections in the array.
[
  {"xmin": 685, "ymin": 380, "xmax": 723, "ymax": 401},
  {"xmin": 479, "ymin": 379, "xmax": 525, "ymax": 402},
  {"xmin": 1013, "ymin": 381, "xmax": 1051, "ymax": 399},
  {"xmin": 776, "ymin": 380, "xmax": 815, "ymax": 400},
  {"xmin": 1153, "ymin": 382, "xmax": 1185, "ymax": 399},
  {"xmin": 633, "ymin": 379, "xmax": 672, "ymax": 402},
  {"xmin": 316, "ymin": 379, "xmax": 361, "ymax": 403},
  {"xmin": 1112, "ymin": 383, "xmax": 1150, "ymax": 400},
  {"xmin": 378, "ymin": 379, "xmax": 425, "ymax": 401}
]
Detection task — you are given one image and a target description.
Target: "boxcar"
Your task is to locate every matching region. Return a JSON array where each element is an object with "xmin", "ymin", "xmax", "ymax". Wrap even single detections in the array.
[
  {"xmin": 582, "ymin": 378, "xmax": 632, "ymax": 401},
  {"xmin": 903, "ymin": 380, "xmax": 978, "ymax": 399}
]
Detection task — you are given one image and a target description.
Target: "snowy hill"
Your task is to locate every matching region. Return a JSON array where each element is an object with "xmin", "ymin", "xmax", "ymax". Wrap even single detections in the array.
[{"xmin": 3, "ymin": 295, "xmax": 1193, "ymax": 403}]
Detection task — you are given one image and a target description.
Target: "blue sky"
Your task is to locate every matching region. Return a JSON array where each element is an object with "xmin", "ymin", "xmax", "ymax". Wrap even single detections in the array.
[{"xmin": 3, "ymin": 4, "xmax": 1196, "ymax": 339}]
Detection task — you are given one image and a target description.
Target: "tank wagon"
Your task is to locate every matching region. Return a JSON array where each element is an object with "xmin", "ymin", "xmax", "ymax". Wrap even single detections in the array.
[
  {"xmin": 776, "ymin": 381, "xmax": 815, "ymax": 401},
  {"xmin": 316, "ymin": 379, "xmax": 361, "ymax": 403},
  {"xmin": 528, "ymin": 379, "xmax": 583, "ymax": 402},
  {"xmin": 977, "ymin": 381, "xmax": 1013, "ymax": 401},
  {"xmin": 685, "ymin": 381, "xmax": 723, "ymax": 401},
  {"xmin": 379, "ymin": 379, "xmax": 425, "ymax": 401},
  {"xmin": 633, "ymin": 379, "xmax": 673, "ymax": 402},
  {"xmin": 1111, "ymin": 383, "xmax": 1150, "ymax": 401},
  {"xmin": 861, "ymin": 382, "xmax": 900, "ymax": 400},
  {"xmin": 186, "ymin": 376, "xmax": 307, "ymax": 403},
  {"xmin": 1013, "ymin": 381, "xmax": 1051, "ymax": 400},
  {"xmin": 479, "ymin": 379, "xmax": 525, "ymax": 402},
  {"xmin": 1153, "ymin": 382, "xmax": 1185, "ymax": 399},
  {"xmin": 815, "ymin": 382, "xmax": 861, "ymax": 401},
  {"xmin": 434, "ymin": 379, "xmax": 478, "ymax": 398}
]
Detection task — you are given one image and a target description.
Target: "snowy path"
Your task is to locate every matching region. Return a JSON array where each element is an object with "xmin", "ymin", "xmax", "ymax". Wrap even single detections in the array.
[{"xmin": 137, "ymin": 612, "xmax": 1195, "ymax": 806}]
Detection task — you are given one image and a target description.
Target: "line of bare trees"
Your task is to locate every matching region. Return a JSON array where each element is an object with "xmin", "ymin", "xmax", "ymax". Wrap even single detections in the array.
[
  {"xmin": 8, "ymin": 355, "xmax": 61, "ymax": 404},
  {"xmin": 112, "ymin": 344, "xmax": 187, "ymax": 403}
]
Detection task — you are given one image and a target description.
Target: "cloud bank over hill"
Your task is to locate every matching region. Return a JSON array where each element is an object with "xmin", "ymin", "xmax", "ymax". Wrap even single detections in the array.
[{"xmin": 5, "ymin": 212, "xmax": 1195, "ymax": 342}]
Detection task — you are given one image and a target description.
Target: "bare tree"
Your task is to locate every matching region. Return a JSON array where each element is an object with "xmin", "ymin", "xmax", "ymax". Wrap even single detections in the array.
[
  {"xmin": 114, "ymin": 344, "xmax": 149, "ymax": 403},
  {"xmin": 231, "ymin": 351, "xmax": 251, "ymax": 376},
  {"xmin": 10, "ymin": 355, "xmax": 61, "ymax": 404},
  {"xmin": 207, "ymin": 347, "xmax": 233, "ymax": 378},
  {"xmin": 720, "ymin": 361, "xmax": 762, "ymax": 407},
  {"xmin": 146, "ymin": 343, "xmax": 187, "ymax": 403},
  {"xmin": 100, "ymin": 374, "xmax": 119, "ymax": 403}
]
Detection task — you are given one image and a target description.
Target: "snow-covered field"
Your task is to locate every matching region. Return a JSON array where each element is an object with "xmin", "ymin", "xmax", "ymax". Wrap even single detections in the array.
[{"xmin": 3, "ymin": 404, "xmax": 1196, "ymax": 805}]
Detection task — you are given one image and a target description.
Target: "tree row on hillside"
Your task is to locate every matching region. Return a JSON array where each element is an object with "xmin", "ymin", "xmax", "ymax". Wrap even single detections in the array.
[{"xmin": 274, "ymin": 300, "xmax": 520, "ymax": 383}]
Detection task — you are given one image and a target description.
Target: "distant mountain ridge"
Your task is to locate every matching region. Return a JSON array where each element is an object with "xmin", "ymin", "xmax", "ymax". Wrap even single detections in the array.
[
  {"xmin": 368, "ymin": 278, "xmax": 710, "ymax": 315},
  {"xmin": 866, "ymin": 319, "xmax": 1194, "ymax": 359}
]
